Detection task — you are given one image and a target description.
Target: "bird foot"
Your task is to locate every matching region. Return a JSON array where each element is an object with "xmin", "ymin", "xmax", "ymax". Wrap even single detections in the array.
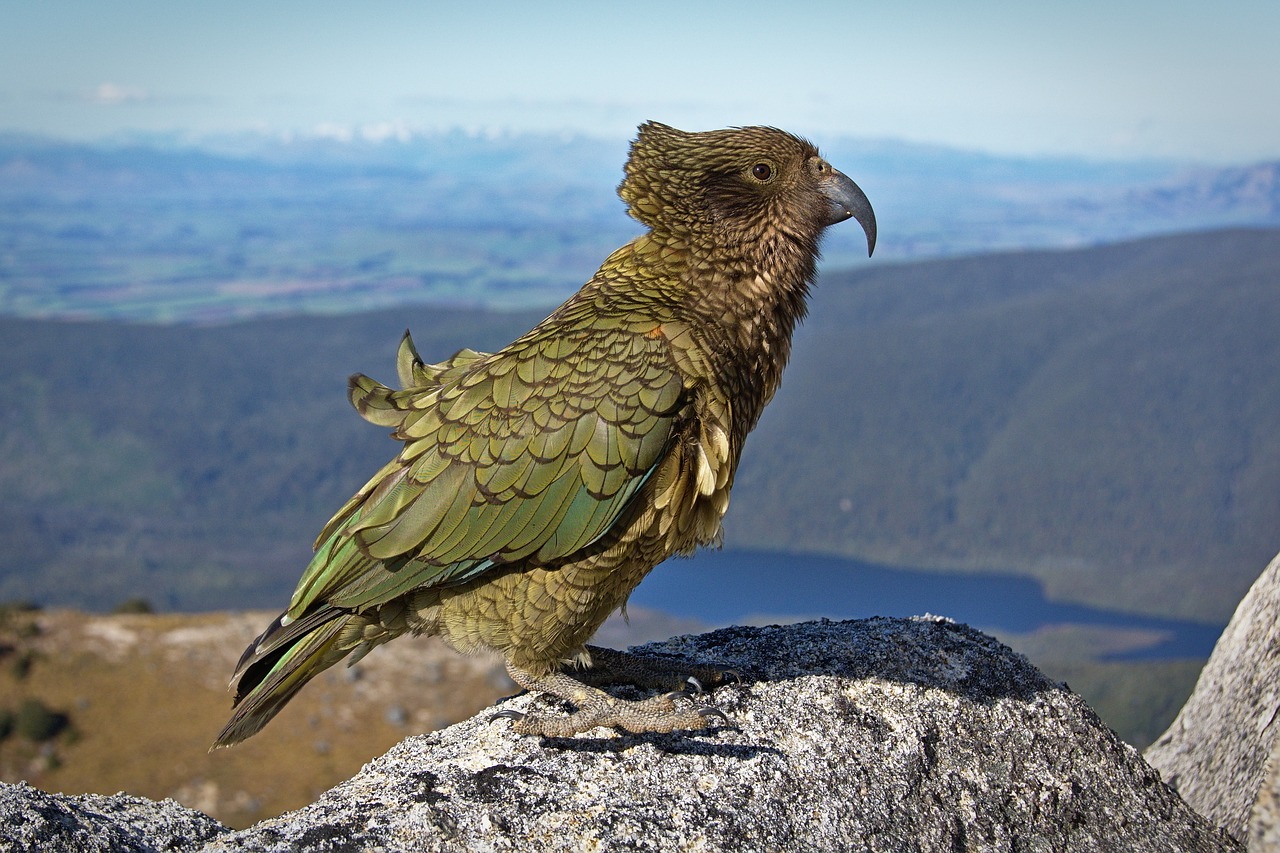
[
  {"xmin": 492, "ymin": 661, "xmax": 730, "ymax": 737},
  {"xmin": 575, "ymin": 645, "xmax": 740, "ymax": 692}
]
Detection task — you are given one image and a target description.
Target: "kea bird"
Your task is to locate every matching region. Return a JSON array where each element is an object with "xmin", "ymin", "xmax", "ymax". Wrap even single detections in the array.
[{"xmin": 214, "ymin": 121, "xmax": 875, "ymax": 746}]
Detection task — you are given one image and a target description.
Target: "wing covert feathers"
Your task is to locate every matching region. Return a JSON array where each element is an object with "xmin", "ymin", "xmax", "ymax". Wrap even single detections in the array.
[{"xmin": 289, "ymin": 326, "xmax": 687, "ymax": 619}]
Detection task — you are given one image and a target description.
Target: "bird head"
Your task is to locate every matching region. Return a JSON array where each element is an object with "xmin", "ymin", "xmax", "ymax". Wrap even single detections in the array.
[{"xmin": 619, "ymin": 122, "xmax": 876, "ymax": 257}]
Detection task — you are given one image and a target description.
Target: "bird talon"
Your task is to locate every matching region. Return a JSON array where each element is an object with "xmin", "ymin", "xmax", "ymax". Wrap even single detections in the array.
[
  {"xmin": 698, "ymin": 706, "xmax": 730, "ymax": 724},
  {"xmin": 488, "ymin": 709, "xmax": 526, "ymax": 724},
  {"xmin": 685, "ymin": 676, "xmax": 704, "ymax": 694}
]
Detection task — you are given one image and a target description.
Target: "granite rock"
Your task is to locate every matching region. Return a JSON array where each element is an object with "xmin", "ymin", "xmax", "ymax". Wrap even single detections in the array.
[
  {"xmin": 1147, "ymin": 550, "xmax": 1280, "ymax": 846},
  {"xmin": 1, "ymin": 617, "xmax": 1240, "ymax": 852},
  {"xmin": 0, "ymin": 781, "xmax": 226, "ymax": 852}
]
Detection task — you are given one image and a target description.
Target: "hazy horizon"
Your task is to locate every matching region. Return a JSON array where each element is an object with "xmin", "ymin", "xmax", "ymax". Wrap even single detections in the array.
[{"xmin": 3, "ymin": 1, "xmax": 1278, "ymax": 164}]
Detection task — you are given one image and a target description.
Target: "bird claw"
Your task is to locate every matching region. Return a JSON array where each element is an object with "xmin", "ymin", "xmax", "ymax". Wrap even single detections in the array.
[
  {"xmin": 698, "ymin": 706, "xmax": 731, "ymax": 725},
  {"xmin": 660, "ymin": 676, "xmax": 704, "ymax": 703},
  {"xmin": 496, "ymin": 657, "xmax": 735, "ymax": 737},
  {"xmin": 488, "ymin": 708, "xmax": 526, "ymax": 724}
]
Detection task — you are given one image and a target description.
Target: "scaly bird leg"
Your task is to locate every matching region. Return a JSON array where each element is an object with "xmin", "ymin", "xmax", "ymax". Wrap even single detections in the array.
[
  {"xmin": 575, "ymin": 645, "xmax": 739, "ymax": 692},
  {"xmin": 493, "ymin": 661, "xmax": 727, "ymax": 737}
]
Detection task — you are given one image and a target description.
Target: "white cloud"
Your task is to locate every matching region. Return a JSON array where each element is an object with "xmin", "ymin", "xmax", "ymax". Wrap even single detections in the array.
[
  {"xmin": 308, "ymin": 120, "xmax": 416, "ymax": 144},
  {"xmin": 88, "ymin": 82, "xmax": 150, "ymax": 106},
  {"xmin": 359, "ymin": 120, "xmax": 412, "ymax": 143},
  {"xmin": 312, "ymin": 121, "xmax": 353, "ymax": 141}
]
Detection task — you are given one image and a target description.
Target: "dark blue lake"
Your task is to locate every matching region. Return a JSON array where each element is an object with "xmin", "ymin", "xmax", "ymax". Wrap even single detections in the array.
[{"xmin": 629, "ymin": 549, "xmax": 1224, "ymax": 661}]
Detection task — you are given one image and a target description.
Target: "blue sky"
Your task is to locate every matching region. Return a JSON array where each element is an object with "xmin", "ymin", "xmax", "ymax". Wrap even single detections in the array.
[{"xmin": 2, "ymin": 1, "xmax": 1277, "ymax": 163}]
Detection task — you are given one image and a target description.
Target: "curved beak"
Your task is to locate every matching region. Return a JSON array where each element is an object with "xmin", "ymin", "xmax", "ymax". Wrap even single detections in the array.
[{"xmin": 820, "ymin": 168, "xmax": 877, "ymax": 257}]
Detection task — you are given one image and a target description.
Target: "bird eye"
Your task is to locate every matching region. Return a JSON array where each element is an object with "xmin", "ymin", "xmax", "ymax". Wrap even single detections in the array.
[{"xmin": 751, "ymin": 162, "xmax": 773, "ymax": 182}]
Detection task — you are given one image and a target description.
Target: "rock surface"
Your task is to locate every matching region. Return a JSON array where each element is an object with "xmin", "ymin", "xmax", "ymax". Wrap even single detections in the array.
[
  {"xmin": 0, "ymin": 781, "xmax": 225, "ymax": 852},
  {"xmin": 2, "ymin": 617, "xmax": 1239, "ymax": 852},
  {"xmin": 1249, "ymin": 750, "xmax": 1280, "ymax": 851},
  {"xmin": 1147, "ymin": 550, "xmax": 1280, "ymax": 845}
]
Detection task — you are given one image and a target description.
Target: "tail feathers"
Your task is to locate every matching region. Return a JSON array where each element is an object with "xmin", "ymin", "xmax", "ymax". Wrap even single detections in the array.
[{"xmin": 212, "ymin": 608, "xmax": 352, "ymax": 749}]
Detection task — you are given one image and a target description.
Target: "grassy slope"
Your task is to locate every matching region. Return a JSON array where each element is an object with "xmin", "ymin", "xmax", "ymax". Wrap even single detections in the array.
[{"xmin": 0, "ymin": 608, "xmax": 510, "ymax": 828}]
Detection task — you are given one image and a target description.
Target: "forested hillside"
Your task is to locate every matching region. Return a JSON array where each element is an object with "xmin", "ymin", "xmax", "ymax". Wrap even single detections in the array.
[{"xmin": 2, "ymin": 228, "xmax": 1278, "ymax": 623}]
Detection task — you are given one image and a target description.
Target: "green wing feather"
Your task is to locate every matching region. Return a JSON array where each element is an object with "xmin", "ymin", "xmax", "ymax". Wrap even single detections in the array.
[{"xmin": 289, "ymin": 323, "xmax": 686, "ymax": 618}]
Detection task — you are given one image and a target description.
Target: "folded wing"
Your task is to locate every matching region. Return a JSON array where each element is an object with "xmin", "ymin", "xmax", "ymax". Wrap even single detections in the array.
[{"xmin": 286, "ymin": 326, "xmax": 687, "ymax": 618}]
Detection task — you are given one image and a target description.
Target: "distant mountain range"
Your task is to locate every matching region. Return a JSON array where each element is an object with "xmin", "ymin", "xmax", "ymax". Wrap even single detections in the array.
[
  {"xmin": 2, "ymin": 227, "xmax": 1277, "ymax": 627},
  {"xmin": 1129, "ymin": 160, "xmax": 1280, "ymax": 217},
  {"xmin": 2, "ymin": 131, "xmax": 1278, "ymax": 322}
]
